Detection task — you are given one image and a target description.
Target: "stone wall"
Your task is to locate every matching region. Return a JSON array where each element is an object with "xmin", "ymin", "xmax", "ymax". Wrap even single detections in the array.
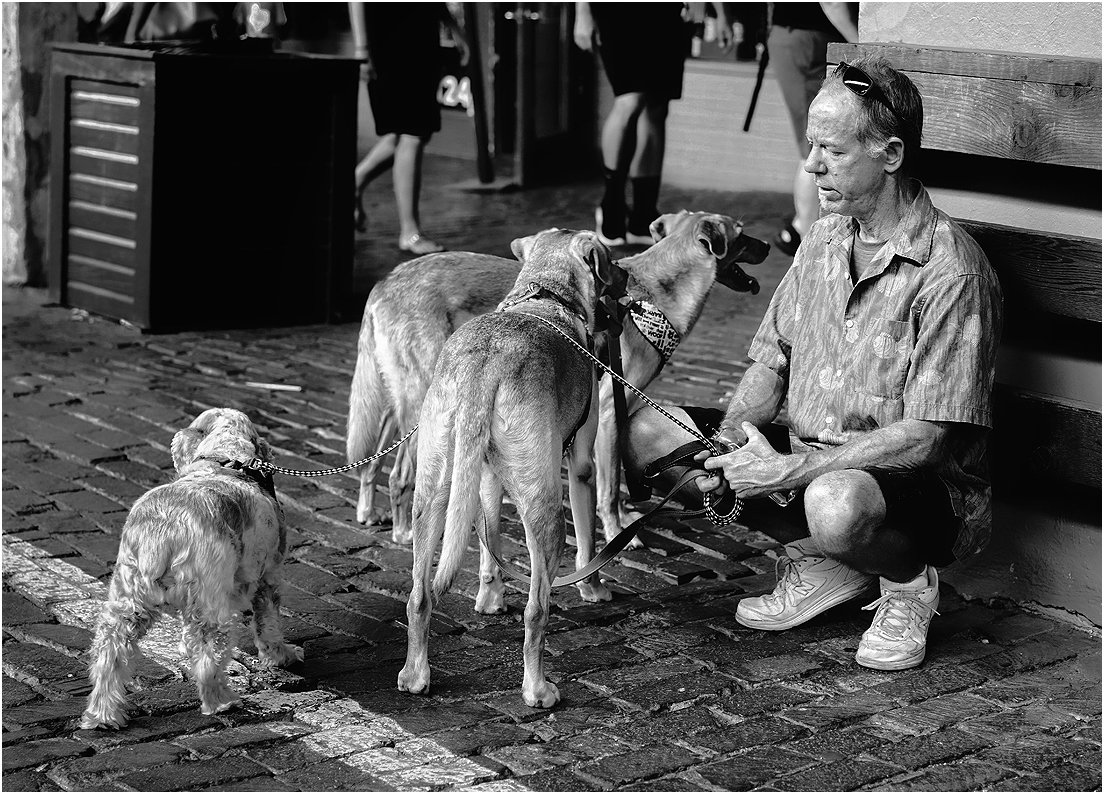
[{"xmin": 1, "ymin": 3, "xmax": 78, "ymax": 286}]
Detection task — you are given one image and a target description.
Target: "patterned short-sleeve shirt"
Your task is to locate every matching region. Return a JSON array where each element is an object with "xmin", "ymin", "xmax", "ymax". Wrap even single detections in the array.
[{"xmin": 748, "ymin": 183, "xmax": 1003, "ymax": 559}]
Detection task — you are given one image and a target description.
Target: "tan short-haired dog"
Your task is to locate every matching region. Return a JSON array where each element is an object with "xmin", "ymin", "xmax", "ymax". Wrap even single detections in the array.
[
  {"xmin": 348, "ymin": 211, "xmax": 769, "ymax": 546},
  {"xmin": 398, "ymin": 229, "xmax": 621, "ymax": 708},
  {"xmin": 80, "ymin": 408, "xmax": 301, "ymax": 730}
]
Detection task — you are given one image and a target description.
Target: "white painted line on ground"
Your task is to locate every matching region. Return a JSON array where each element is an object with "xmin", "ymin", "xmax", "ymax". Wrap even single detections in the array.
[{"xmin": 1, "ymin": 534, "xmax": 512, "ymax": 790}]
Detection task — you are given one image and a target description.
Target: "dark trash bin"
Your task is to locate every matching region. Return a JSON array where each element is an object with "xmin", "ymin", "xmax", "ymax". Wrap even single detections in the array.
[{"xmin": 48, "ymin": 41, "xmax": 358, "ymax": 332}]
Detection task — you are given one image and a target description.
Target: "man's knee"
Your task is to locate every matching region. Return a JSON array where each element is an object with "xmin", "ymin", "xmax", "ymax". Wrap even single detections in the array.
[{"xmin": 804, "ymin": 470, "xmax": 884, "ymax": 557}]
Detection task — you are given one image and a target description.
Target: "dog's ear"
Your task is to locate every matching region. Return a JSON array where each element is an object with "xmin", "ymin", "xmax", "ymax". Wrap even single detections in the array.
[
  {"xmin": 171, "ymin": 427, "xmax": 204, "ymax": 472},
  {"xmin": 695, "ymin": 216, "xmax": 731, "ymax": 260},
  {"xmin": 510, "ymin": 227, "xmax": 558, "ymax": 262},
  {"xmin": 255, "ymin": 436, "xmax": 273, "ymax": 462},
  {"xmin": 571, "ymin": 231, "xmax": 615, "ymax": 286}
]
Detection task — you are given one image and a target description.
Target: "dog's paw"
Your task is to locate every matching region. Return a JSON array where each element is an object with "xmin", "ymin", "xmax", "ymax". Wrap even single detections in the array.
[
  {"xmin": 358, "ymin": 505, "xmax": 392, "ymax": 526},
  {"xmin": 522, "ymin": 679, "xmax": 560, "ymax": 709},
  {"xmin": 397, "ymin": 663, "xmax": 430, "ymax": 695},
  {"xmin": 259, "ymin": 642, "xmax": 303, "ymax": 668},
  {"xmin": 474, "ymin": 585, "xmax": 506, "ymax": 615},
  {"xmin": 577, "ymin": 580, "xmax": 614, "ymax": 603},
  {"xmin": 390, "ymin": 525, "xmax": 413, "ymax": 545},
  {"xmin": 79, "ymin": 710, "xmax": 129, "ymax": 731},
  {"xmin": 200, "ymin": 685, "xmax": 242, "ymax": 715}
]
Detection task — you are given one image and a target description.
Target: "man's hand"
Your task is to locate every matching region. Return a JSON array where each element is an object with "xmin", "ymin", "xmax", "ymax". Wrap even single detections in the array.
[
  {"xmin": 695, "ymin": 422, "xmax": 795, "ymax": 499},
  {"xmin": 711, "ymin": 5, "xmax": 734, "ymax": 53}
]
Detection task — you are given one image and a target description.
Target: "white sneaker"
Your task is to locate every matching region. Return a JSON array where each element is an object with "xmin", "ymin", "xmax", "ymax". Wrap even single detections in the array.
[
  {"xmin": 856, "ymin": 566, "xmax": 941, "ymax": 671},
  {"xmin": 735, "ymin": 538, "xmax": 876, "ymax": 631}
]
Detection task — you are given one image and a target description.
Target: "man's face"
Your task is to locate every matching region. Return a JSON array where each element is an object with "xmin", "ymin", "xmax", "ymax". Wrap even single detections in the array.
[{"xmin": 803, "ymin": 89, "xmax": 889, "ymax": 220}]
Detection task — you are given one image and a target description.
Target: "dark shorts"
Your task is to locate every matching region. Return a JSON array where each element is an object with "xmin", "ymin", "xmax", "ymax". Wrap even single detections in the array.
[
  {"xmin": 363, "ymin": 4, "xmax": 442, "ymax": 138},
  {"xmin": 680, "ymin": 407, "xmax": 961, "ymax": 566},
  {"xmin": 592, "ymin": 3, "xmax": 691, "ymax": 100}
]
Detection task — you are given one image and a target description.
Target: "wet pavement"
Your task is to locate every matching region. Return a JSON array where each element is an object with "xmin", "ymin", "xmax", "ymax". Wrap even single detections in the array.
[{"xmin": 2, "ymin": 155, "xmax": 1101, "ymax": 791}]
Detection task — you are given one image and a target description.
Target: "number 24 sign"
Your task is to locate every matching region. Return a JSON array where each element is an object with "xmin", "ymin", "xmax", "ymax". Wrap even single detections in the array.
[{"xmin": 438, "ymin": 75, "xmax": 473, "ymax": 115}]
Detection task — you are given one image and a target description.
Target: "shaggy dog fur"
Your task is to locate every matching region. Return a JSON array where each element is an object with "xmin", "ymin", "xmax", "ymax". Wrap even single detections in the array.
[{"xmin": 80, "ymin": 408, "xmax": 301, "ymax": 730}]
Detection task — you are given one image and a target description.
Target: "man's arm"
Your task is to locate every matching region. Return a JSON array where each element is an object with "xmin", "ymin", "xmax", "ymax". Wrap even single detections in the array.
[
  {"xmin": 713, "ymin": 361, "xmax": 787, "ymax": 448},
  {"xmin": 705, "ymin": 418, "xmax": 956, "ymax": 498}
]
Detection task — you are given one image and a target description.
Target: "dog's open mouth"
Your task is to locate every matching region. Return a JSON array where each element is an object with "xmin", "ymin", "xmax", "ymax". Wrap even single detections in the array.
[{"xmin": 716, "ymin": 233, "xmax": 770, "ymax": 295}]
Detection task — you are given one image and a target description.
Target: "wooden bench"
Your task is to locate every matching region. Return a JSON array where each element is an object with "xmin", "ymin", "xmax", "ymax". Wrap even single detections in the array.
[{"xmin": 829, "ymin": 42, "xmax": 1102, "ymax": 499}]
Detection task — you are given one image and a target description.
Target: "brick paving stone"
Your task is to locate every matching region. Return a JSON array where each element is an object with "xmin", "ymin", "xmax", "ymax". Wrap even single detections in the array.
[
  {"xmin": 627, "ymin": 623, "xmax": 722, "ymax": 659},
  {"xmin": 709, "ymin": 684, "xmax": 818, "ymax": 721},
  {"xmin": 511, "ymin": 766, "xmax": 603, "ymax": 791},
  {"xmin": 547, "ymin": 642, "xmax": 646, "ymax": 680},
  {"xmin": 878, "ymin": 759, "xmax": 1009, "ymax": 791},
  {"xmin": 25, "ymin": 510, "xmax": 96, "ymax": 536},
  {"xmin": 46, "ymin": 741, "xmax": 185, "ymax": 788},
  {"xmin": 423, "ymin": 722, "xmax": 537, "ymax": 756},
  {"xmin": 59, "ymin": 531, "xmax": 123, "ymax": 565},
  {"xmin": 579, "ymin": 658, "xmax": 706, "ymax": 695},
  {"xmin": 730, "ymin": 652, "xmax": 824, "ymax": 684},
  {"xmin": 610, "ymin": 670, "xmax": 736, "ymax": 712},
  {"xmin": 174, "ymin": 722, "xmax": 313, "ymax": 756},
  {"xmin": 8, "ymin": 623, "xmax": 92, "ymax": 657},
  {"xmin": 384, "ymin": 703, "xmax": 502, "ymax": 734},
  {"xmin": 869, "ymin": 664, "xmax": 987, "ymax": 704},
  {"xmin": 968, "ymin": 633, "xmax": 1081, "ymax": 678},
  {"xmin": 3, "ymin": 675, "xmax": 41, "ymax": 707},
  {"xmin": 487, "ymin": 732, "xmax": 635, "ymax": 776},
  {"xmin": 1, "ymin": 697, "xmax": 87, "ymax": 731},
  {"xmin": 602, "ymin": 704, "xmax": 730, "ymax": 747},
  {"xmin": 863, "ymin": 691, "xmax": 1001, "ymax": 739},
  {"xmin": 3, "ymin": 488, "xmax": 56, "ymax": 516},
  {"xmin": 198, "ymin": 775, "xmax": 301, "ymax": 791},
  {"xmin": 2, "ymin": 640, "xmax": 88, "ymax": 684},
  {"xmin": 2, "ymin": 469, "xmax": 84, "ymax": 495},
  {"xmin": 867, "ymin": 727, "xmax": 990, "ymax": 770},
  {"xmin": 3, "ymin": 592, "xmax": 52, "ymax": 625},
  {"xmin": 688, "ymin": 715, "xmax": 808, "ymax": 754},
  {"xmin": 1, "ymin": 737, "xmax": 91, "ymax": 772},
  {"xmin": 773, "ymin": 758, "xmax": 899, "ymax": 791},
  {"xmin": 281, "ymin": 561, "xmax": 354, "ymax": 595},
  {"xmin": 118, "ymin": 756, "xmax": 272, "ymax": 791},
  {"xmin": 578, "ymin": 745, "xmax": 699, "ymax": 788},
  {"xmin": 959, "ymin": 702, "xmax": 1088, "ymax": 740},
  {"xmin": 696, "ymin": 747, "xmax": 813, "ymax": 790},
  {"xmin": 74, "ymin": 710, "xmax": 225, "ymax": 750},
  {"xmin": 781, "ymin": 725, "xmax": 884, "ymax": 762},
  {"xmin": 973, "ymin": 733, "xmax": 1099, "ymax": 774},
  {"xmin": 326, "ymin": 590, "xmax": 407, "ymax": 622},
  {"xmin": 996, "ymin": 764, "xmax": 1103, "ymax": 792}
]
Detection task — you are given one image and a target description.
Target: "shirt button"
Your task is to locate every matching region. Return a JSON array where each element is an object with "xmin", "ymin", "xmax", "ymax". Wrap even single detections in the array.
[
  {"xmin": 825, "ymin": 416, "xmax": 835, "ymax": 425},
  {"xmin": 845, "ymin": 319, "xmax": 855, "ymax": 328}
]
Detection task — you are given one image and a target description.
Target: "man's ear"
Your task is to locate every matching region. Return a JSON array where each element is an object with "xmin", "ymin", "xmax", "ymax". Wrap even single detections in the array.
[{"xmin": 883, "ymin": 137, "xmax": 906, "ymax": 174}]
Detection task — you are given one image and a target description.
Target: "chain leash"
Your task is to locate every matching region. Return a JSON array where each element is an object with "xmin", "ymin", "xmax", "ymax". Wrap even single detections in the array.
[
  {"xmin": 517, "ymin": 312, "xmax": 743, "ymax": 525},
  {"xmin": 245, "ymin": 423, "xmax": 419, "ymax": 478}
]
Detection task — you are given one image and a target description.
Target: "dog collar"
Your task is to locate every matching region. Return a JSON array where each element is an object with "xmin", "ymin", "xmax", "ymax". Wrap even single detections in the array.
[
  {"xmin": 500, "ymin": 282, "xmax": 587, "ymax": 325},
  {"xmin": 200, "ymin": 457, "xmax": 278, "ymax": 503},
  {"xmin": 629, "ymin": 300, "xmax": 682, "ymax": 363}
]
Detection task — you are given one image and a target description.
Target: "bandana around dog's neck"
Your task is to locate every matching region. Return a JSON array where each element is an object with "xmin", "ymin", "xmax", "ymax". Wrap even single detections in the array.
[{"xmin": 628, "ymin": 299, "xmax": 682, "ymax": 363}]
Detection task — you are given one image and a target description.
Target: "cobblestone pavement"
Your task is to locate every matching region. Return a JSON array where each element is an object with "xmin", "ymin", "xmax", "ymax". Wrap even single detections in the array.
[{"xmin": 3, "ymin": 158, "xmax": 1101, "ymax": 791}]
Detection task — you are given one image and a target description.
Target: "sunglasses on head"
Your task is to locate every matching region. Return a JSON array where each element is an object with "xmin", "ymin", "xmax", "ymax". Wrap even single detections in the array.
[{"xmin": 838, "ymin": 62, "xmax": 900, "ymax": 121}]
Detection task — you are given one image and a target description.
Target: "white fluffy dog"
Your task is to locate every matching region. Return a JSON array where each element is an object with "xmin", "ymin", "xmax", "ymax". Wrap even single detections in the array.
[{"xmin": 80, "ymin": 408, "xmax": 301, "ymax": 730}]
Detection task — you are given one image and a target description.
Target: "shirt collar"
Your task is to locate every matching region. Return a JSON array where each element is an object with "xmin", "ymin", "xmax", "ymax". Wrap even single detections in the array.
[{"xmin": 824, "ymin": 180, "xmax": 939, "ymax": 268}]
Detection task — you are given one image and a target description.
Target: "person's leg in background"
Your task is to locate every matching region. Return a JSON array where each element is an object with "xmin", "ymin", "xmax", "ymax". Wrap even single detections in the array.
[
  {"xmin": 597, "ymin": 91, "xmax": 648, "ymax": 245},
  {"xmin": 392, "ymin": 133, "xmax": 442, "ymax": 254},
  {"xmin": 768, "ymin": 25, "xmax": 829, "ymax": 256},
  {"xmin": 626, "ymin": 98, "xmax": 669, "ymax": 244},
  {"xmin": 354, "ymin": 133, "xmax": 397, "ymax": 232}
]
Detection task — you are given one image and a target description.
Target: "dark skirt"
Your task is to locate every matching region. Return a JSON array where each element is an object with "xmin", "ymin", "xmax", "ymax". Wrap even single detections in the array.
[
  {"xmin": 363, "ymin": 3, "xmax": 443, "ymax": 138},
  {"xmin": 591, "ymin": 3, "xmax": 691, "ymax": 100}
]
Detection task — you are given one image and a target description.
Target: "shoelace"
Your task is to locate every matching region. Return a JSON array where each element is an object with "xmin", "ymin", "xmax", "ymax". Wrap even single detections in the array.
[
  {"xmin": 861, "ymin": 590, "xmax": 940, "ymax": 640},
  {"xmin": 766, "ymin": 554, "xmax": 817, "ymax": 604}
]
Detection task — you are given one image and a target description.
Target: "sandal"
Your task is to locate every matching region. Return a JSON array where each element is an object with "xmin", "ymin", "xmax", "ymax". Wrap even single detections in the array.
[
  {"xmin": 773, "ymin": 218, "xmax": 801, "ymax": 257},
  {"xmin": 398, "ymin": 233, "xmax": 445, "ymax": 255},
  {"xmin": 594, "ymin": 207, "xmax": 626, "ymax": 247}
]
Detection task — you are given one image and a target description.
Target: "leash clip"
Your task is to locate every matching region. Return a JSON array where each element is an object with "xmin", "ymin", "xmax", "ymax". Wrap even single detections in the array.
[{"xmin": 244, "ymin": 457, "xmax": 275, "ymax": 476}]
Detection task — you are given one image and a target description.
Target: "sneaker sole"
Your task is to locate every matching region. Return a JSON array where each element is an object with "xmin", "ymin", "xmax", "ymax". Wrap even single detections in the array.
[
  {"xmin": 734, "ymin": 577, "xmax": 875, "ymax": 631},
  {"xmin": 855, "ymin": 648, "xmax": 926, "ymax": 671}
]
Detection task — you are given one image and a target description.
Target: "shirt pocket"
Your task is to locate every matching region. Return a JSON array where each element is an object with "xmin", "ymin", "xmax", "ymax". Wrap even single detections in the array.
[{"xmin": 857, "ymin": 318, "xmax": 913, "ymax": 400}]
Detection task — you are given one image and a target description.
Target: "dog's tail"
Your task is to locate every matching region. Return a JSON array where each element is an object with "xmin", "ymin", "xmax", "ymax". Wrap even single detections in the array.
[
  {"xmin": 347, "ymin": 302, "xmax": 394, "ymax": 466},
  {"xmin": 431, "ymin": 383, "xmax": 495, "ymax": 598}
]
